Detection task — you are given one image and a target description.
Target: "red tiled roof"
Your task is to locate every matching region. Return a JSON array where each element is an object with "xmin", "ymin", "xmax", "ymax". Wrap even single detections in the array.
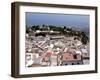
[{"xmin": 45, "ymin": 51, "xmax": 52, "ymax": 57}]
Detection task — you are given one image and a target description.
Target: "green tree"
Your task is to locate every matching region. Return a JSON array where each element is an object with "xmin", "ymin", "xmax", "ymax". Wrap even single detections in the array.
[
  {"xmin": 26, "ymin": 25, "xmax": 30, "ymax": 33},
  {"xmin": 63, "ymin": 26, "xmax": 66, "ymax": 30},
  {"xmin": 81, "ymin": 32, "xmax": 89, "ymax": 44}
]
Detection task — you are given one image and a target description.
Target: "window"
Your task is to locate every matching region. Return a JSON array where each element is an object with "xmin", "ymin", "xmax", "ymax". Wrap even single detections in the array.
[{"xmin": 73, "ymin": 54, "xmax": 77, "ymax": 59}]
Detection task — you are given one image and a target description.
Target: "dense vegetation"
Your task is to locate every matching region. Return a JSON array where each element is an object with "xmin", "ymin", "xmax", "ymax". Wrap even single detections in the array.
[{"xmin": 26, "ymin": 25, "xmax": 89, "ymax": 44}]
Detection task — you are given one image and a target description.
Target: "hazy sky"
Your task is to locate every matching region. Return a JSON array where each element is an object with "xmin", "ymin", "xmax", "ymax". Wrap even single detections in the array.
[{"xmin": 26, "ymin": 12, "xmax": 89, "ymax": 28}]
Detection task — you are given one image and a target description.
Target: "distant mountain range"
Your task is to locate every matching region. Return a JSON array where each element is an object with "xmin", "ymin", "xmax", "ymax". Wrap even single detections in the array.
[{"xmin": 67, "ymin": 26, "xmax": 89, "ymax": 36}]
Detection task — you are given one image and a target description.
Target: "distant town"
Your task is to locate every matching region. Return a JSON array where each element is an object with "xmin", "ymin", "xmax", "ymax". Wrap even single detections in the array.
[{"xmin": 25, "ymin": 25, "xmax": 89, "ymax": 67}]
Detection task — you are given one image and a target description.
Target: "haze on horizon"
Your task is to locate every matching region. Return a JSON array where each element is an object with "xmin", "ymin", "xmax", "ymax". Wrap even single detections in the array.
[{"xmin": 26, "ymin": 12, "xmax": 90, "ymax": 28}]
